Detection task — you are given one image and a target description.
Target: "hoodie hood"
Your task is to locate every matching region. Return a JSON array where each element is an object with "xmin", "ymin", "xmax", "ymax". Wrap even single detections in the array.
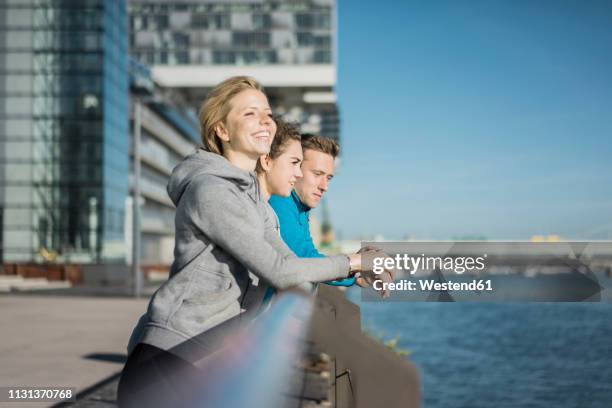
[{"xmin": 167, "ymin": 148, "xmax": 259, "ymax": 206}]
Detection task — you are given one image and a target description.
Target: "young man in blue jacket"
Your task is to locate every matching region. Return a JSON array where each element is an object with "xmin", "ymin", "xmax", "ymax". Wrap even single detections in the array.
[{"xmin": 269, "ymin": 133, "xmax": 362, "ymax": 288}]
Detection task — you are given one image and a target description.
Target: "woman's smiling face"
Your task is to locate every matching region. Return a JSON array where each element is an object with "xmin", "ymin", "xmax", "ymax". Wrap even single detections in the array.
[{"xmin": 218, "ymin": 89, "xmax": 277, "ymax": 159}]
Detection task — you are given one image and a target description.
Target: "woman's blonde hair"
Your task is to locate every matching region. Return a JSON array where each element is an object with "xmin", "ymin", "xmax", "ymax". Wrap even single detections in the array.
[{"xmin": 199, "ymin": 76, "xmax": 264, "ymax": 155}]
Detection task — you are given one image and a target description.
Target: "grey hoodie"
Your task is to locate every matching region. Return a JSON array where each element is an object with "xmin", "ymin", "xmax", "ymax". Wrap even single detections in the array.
[{"xmin": 127, "ymin": 149, "xmax": 350, "ymax": 360}]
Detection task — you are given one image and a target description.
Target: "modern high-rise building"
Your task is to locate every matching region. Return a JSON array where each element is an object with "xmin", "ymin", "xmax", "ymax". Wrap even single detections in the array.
[
  {"xmin": 0, "ymin": 0, "xmax": 130, "ymax": 264},
  {"xmin": 128, "ymin": 0, "xmax": 340, "ymax": 141},
  {"xmin": 0, "ymin": 1, "xmax": 199, "ymax": 277},
  {"xmin": 128, "ymin": 59, "xmax": 199, "ymax": 268}
]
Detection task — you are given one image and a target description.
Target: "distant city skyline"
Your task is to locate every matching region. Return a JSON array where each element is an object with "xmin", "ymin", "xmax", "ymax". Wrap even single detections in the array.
[{"xmin": 320, "ymin": 0, "xmax": 612, "ymax": 240}]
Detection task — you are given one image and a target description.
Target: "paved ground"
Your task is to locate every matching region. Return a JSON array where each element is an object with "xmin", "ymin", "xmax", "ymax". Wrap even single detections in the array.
[{"xmin": 0, "ymin": 294, "xmax": 148, "ymax": 407}]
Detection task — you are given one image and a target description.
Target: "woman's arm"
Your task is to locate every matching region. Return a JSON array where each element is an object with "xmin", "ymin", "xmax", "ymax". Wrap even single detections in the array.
[{"xmin": 185, "ymin": 180, "xmax": 352, "ymax": 289}]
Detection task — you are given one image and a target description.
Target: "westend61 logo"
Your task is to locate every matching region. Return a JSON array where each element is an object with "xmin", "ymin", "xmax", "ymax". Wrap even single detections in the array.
[
  {"xmin": 362, "ymin": 241, "xmax": 607, "ymax": 302},
  {"xmin": 373, "ymin": 253, "xmax": 487, "ymax": 275}
]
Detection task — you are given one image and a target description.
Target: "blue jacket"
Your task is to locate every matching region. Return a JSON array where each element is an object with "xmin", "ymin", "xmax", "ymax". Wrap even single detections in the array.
[{"xmin": 269, "ymin": 191, "xmax": 356, "ymax": 286}]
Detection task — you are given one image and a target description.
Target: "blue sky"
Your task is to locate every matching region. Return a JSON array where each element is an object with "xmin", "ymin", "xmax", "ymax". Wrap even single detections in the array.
[{"xmin": 320, "ymin": 0, "xmax": 612, "ymax": 240}]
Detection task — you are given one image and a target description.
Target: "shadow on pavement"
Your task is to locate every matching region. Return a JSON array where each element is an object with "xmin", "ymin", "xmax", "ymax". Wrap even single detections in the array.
[{"xmin": 84, "ymin": 353, "xmax": 127, "ymax": 364}]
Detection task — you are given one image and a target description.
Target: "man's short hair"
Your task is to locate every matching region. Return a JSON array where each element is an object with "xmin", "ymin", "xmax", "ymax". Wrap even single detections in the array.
[{"xmin": 300, "ymin": 134, "xmax": 340, "ymax": 159}]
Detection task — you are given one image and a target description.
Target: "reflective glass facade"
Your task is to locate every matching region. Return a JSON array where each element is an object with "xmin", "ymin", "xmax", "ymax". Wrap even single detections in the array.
[
  {"xmin": 129, "ymin": 0, "xmax": 335, "ymax": 66},
  {"xmin": 0, "ymin": 0, "xmax": 129, "ymax": 263}
]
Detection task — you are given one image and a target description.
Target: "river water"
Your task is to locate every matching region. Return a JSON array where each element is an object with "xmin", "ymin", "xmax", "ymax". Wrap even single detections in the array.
[{"xmin": 346, "ymin": 289, "xmax": 612, "ymax": 407}]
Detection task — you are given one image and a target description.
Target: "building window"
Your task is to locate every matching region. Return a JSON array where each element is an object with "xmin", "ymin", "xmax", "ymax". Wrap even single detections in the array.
[
  {"xmin": 295, "ymin": 13, "xmax": 330, "ymax": 29},
  {"xmin": 315, "ymin": 35, "xmax": 331, "ymax": 48},
  {"xmin": 213, "ymin": 50, "xmax": 235, "ymax": 64},
  {"xmin": 173, "ymin": 32, "xmax": 189, "ymax": 47},
  {"xmin": 191, "ymin": 13, "xmax": 230, "ymax": 29},
  {"xmin": 232, "ymin": 32, "xmax": 270, "ymax": 48},
  {"xmin": 175, "ymin": 51, "xmax": 189, "ymax": 64},
  {"xmin": 296, "ymin": 32, "xmax": 313, "ymax": 46},
  {"xmin": 252, "ymin": 13, "xmax": 271, "ymax": 30},
  {"xmin": 191, "ymin": 13, "xmax": 208, "ymax": 28},
  {"xmin": 313, "ymin": 50, "xmax": 331, "ymax": 63}
]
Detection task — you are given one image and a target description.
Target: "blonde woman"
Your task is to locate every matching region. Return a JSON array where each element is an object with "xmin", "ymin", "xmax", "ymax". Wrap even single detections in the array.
[{"xmin": 117, "ymin": 77, "xmax": 383, "ymax": 407}]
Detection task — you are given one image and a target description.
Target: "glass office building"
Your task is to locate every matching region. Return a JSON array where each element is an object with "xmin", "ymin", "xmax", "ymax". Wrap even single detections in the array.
[
  {"xmin": 129, "ymin": 0, "xmax": 333, "ymax": 66},
  {"xmin": 0, "ymin": 0, "xmax": 129, "ymax": 263},
  {"xmin": 129, "ymin": 0, "xmax": 340, "ymax": 142}
]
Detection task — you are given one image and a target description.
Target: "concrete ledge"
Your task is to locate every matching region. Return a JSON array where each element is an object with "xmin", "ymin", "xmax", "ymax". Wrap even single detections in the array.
[{"xmin": 310, "ymin": 286, "xmax": 421, "ymax": 408}]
